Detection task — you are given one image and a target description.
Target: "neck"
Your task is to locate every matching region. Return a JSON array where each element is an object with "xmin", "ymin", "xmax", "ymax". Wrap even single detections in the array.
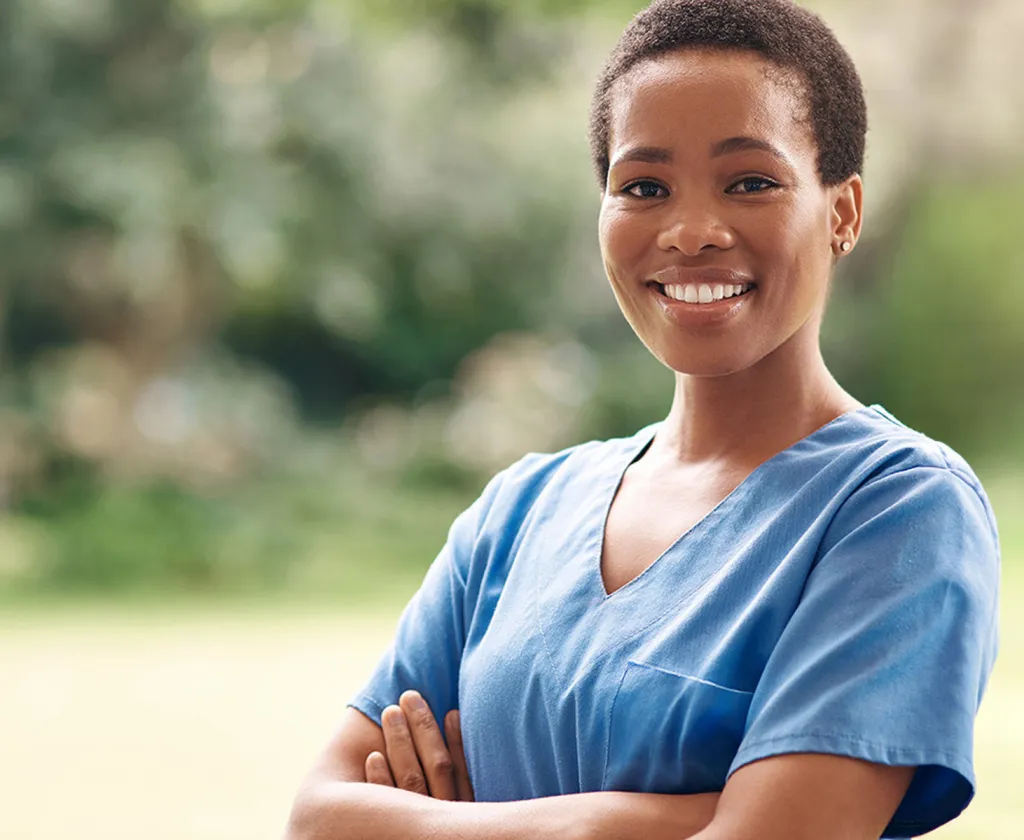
[{"xmin": 653, "ymin": 327, "xmax": 860, "ymax": 467}]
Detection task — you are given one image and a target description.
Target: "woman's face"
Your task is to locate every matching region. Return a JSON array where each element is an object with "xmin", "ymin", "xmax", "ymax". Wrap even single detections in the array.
[{"xmin": 599, "ymin": 47, "xmax": 856, "ymax": 377}]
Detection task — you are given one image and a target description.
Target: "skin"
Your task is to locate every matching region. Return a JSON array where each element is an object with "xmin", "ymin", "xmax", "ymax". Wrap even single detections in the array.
[
  {"xmin": 600, "ymin": 47, "xmax": 864, "ymax": 465},
  {"xmin": 283, "ymin": 47, "xmax": 916, "ymax": 840},
  {"xmin": 367, "ymin": 693, "xmax": 474, "ymax": 802},
  {"xmin": 599, "ymin": 47, "xmax": 866, "ymax": 593}
]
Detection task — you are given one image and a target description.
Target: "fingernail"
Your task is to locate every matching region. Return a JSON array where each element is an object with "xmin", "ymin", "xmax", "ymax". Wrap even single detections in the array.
[{"xmin": 406, "ymin": 692, "xmax": 426, "ymax": 711}]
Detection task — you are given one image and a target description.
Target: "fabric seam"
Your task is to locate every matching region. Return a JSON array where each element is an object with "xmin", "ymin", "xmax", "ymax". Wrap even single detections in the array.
[
  {"xmin": 600, "ymin": 661, "xmax": 633, "ymax": 789},
  {"xmin": 736, "ymin": 731, "xmax": 971, "ymax": 763},
  {"xmin": 811, "ymin": 462, "xmax": 998, "ymax": 571},
  {"xmin": 627, "ymin": 660, "xmax": 754, "ymax": 695}
]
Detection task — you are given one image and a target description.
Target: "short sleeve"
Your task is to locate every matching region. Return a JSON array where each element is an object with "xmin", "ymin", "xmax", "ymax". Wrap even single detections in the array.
[
  {"xmin": 347, "ymin": 469, "xmax": 507, "ymax": 727},
  {"xmin": 729, "ymin": 467, "xmax": 1000, "ymax": 838}
]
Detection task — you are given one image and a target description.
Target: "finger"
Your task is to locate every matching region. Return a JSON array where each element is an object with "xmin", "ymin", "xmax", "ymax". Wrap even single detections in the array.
[
  {"xmin": 445, "ymin": 709, "xmax": 475, "ymax": 802},
  {"xmin": 399, "ymin": 691, "xmax": 457, "ymax": 801},
  {"xmin": 364, "ymin": 751, "xmax": 395, "ymax": 786},
  {"xmin": 380, "ymin": 705, "xmax": 428, "ymax": 795}
]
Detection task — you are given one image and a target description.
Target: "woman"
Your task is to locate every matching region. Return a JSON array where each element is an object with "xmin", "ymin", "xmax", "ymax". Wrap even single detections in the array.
[{"xmin": 285, "ymin": 1, "xmax": 1000, "ymax": 838}]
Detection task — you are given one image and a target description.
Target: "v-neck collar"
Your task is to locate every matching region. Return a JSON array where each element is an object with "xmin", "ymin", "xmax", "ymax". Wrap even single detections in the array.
[{"xmin": 593, "ymin": 405, "xmax": 882, "ymax": 601}]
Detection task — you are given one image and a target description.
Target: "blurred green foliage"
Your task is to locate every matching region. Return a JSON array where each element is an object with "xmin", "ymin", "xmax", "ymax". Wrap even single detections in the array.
[
  {"xmin": 862, "ymin": 180, "xmax": 1024, "ymax": 450},
  {"xmin": 0, "ymin": 0, "xmax": 1020, "ymax": 595}
]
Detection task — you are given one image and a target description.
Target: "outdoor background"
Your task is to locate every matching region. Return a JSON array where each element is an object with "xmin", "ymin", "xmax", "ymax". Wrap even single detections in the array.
[{"xmin": 0, "ymin": 0, "xmax": 1021, "ymax": 837}]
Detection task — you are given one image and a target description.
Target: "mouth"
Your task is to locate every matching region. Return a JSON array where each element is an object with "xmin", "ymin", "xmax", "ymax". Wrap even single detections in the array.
[{"xmin": 649, "ymin": 280, "xmax": 756, "ymax": 305}]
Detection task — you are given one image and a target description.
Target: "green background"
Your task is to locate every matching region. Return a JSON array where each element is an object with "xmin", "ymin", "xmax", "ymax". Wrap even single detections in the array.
[{"xmin": 0, "ymin": 0, "xmax": 1020, "ymax": 837}]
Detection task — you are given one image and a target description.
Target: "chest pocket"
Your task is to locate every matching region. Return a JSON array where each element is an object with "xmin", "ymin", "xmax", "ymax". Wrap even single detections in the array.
[{"xmin": 602, "ymin": 661, "xmax": 754, "ymax": 794}]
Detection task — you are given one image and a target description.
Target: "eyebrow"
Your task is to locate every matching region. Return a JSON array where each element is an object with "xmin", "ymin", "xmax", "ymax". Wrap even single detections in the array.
[
  {"xmin": 611, "ymin": 146, "xmax": 674, "ymax": 167},
  {"xmin": 711, "ymin": 136, "xmax": 790, "ymax": 164},
  {"xmin": 610, "ymin": 136, "xmax": 792, "ymax": 169}
]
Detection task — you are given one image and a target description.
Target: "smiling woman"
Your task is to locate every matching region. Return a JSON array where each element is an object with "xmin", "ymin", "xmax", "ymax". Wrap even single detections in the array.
[
  {"xmin": 598, "ymin": 45, "xmax": 861, "ymax": 378},
  {"xmin": 284, "ymin": 3, "xmax": 1000, "ymax": 840}
]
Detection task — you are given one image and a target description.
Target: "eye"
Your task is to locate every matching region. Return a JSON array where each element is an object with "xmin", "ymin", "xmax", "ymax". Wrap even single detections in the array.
[
  {"xmin": 622, "ymin": 180, "xmax": 669, "ymax": 199},
  {"xmin": 728, "ymin": 176, "xmax": 780, "ymax": 195}
]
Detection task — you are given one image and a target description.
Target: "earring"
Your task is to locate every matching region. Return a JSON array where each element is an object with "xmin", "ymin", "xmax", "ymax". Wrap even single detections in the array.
[{"xmin": 840, "ymin": 241, "xmax": 852, "ymax": 253}]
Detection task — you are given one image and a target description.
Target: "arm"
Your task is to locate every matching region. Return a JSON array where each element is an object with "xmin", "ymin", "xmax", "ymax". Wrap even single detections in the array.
[
  {"xmin": 284, "ymin": 699, "xmax": 719, "ymax": 840},
  {"xmin": 286, "ymin": 728, "xmax": 902, "ymax": 840},
  {"xmin": 288, "ymin": 785, "xmax": 720, "ymax": 840},
  {"xmin": 286, "ymin": 703, "xmax": 907, "ymax": 840},
  {"xmin": 692, "ymin": 753, "xmax": 914, "ymax": 840}
]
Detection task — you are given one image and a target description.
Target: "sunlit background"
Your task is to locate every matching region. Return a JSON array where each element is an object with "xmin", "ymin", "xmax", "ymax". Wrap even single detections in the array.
[{"xmin": 0, "ymin": 0, "xmax": 1021, "ymax": 837}]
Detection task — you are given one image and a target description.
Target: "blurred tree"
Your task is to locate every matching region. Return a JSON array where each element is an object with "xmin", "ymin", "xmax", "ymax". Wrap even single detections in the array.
[
  {"xmin": 0, "ymin": 0, "xmax": 1021, "ymax": 593},
  {"xmin": 854, "ymin": 177, "xmax": 1024, "ymax": 458},
  {"xmin": 0, "ymin": 0, "xmax": 589, "ymax": 480}
]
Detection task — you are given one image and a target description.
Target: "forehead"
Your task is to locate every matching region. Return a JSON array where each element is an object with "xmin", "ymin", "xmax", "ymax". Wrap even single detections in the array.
[{"xmin": 608, "ymin": 48, "xmax": 814, "ymax": 162}]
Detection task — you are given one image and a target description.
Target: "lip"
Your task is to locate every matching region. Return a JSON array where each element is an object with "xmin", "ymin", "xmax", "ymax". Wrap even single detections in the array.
[
  {"xmin": 649, "ymin": 265, "xmax": 755, "ymax": 288},
  {"xmin": 645, "ymin": 266, "xmax": 757, "ymax": 328}
]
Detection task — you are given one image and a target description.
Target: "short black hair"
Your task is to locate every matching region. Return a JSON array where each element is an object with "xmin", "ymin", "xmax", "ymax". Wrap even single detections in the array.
[{"xmin": 589, "ymin": 0, "xmax": 867, "ymax": 188}]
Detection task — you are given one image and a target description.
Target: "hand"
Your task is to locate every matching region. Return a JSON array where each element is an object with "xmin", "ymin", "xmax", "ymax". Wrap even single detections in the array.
[{"xmin": 365, "ymin": 690, "xmax": 474, "ymax": 802}]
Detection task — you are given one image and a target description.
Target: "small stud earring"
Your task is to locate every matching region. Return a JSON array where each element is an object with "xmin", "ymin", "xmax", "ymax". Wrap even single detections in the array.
[{"xmin": 840, "ymin": 241, "xmax": 852, "ymax": 253}]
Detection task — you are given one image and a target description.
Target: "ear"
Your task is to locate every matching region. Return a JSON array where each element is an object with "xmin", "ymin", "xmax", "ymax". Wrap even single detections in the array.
[{"xmin": 829, "ymin": 175, "xmax": 863, "ymax": 256}]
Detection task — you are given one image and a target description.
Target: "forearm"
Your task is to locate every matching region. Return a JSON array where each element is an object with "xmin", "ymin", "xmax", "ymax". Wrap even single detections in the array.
[
  {"xmin": 285, "ymin": 781, "xmax": 719, "ymax": 840},
  {"xmin": 559, "ymin": 790, "xmax": 719, "ymax": 840}
]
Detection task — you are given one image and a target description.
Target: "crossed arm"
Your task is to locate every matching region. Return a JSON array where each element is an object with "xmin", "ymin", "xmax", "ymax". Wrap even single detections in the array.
[{"xmin": 283, "ymin": 691, "xmax": 914, "ymax": 840}]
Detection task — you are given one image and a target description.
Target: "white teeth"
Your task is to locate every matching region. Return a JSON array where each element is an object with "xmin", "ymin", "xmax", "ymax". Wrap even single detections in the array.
[{"xmin": 661, "ymin": 282, "xmax": 752, "ymax": 304}]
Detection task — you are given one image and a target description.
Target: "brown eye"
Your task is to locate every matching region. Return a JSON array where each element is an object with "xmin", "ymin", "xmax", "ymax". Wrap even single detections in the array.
[
  {"xmin": 623, "ymin": 180, "xmax": 668, "ymax": 199},
  {"xmin": 728, "ymin": 177, "xmax": 779, "ymax": 195}
]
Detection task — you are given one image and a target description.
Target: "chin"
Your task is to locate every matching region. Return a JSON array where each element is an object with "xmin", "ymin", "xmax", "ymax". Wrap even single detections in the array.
[
  {"xmin": 647, "ymin": 341, "xmax": 760, "ymax": 378},
  {"xmin": 662, "ymin": 358, "xmax": 751, "ymax": 378}
]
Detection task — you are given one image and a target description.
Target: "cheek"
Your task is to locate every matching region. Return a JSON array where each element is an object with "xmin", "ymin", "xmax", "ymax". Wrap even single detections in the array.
[
  {"xmin": 599, "ymin": 204, "xmax": 648, "ymax": 279},
  {"xmin": 598, "ymin": 205, "xmax": 659, "ymax": 336},
  {"xmin": 757, "ymin": 201, "xmax": 831, "ymax": 283},
  {"xmin": 790, "ymin": 208, "xmax": 835, "ymax": 295}
]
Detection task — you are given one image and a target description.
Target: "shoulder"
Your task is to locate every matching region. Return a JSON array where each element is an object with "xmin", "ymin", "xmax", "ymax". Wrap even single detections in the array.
[
  {"xmin": 752, "ymin": 405, "xmax": 996, "ymax": 546},
  {"xmin": 840, "ymin": 406, "xmax": 983, "ymax": 484},
  {"xmin": 483, "ymin": 424, "xmax": 656, "ymax": 511},
  {"xmin": 825, "ymin": 406, "xmax": 997, "ymax": 540},
  {"xmin": 448, "ymin": 426, "xmax": 654, "ymax": 580},
  {"xmin": 808, "ymin": 408, "xmax": 1000, "ymax": 594}
]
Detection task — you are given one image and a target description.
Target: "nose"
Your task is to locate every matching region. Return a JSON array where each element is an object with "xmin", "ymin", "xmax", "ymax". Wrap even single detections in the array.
[{"xmin": 655, "ymin": 198, "xmax": 735, "ymax": 255}]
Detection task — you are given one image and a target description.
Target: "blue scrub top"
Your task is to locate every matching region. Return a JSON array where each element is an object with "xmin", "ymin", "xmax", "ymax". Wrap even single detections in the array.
[{"xmin": 349, "ymin": 405, "xmax": 1000, "ymax": 838}]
